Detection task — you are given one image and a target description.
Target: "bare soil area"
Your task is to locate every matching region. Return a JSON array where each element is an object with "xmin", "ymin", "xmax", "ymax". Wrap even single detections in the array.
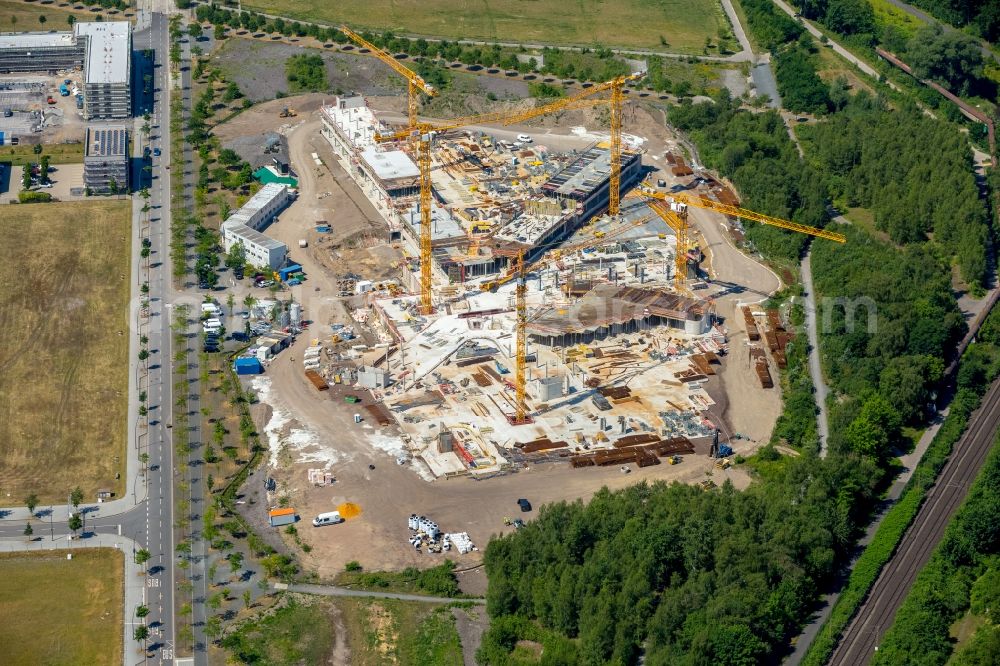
[{"xmin": 221, "ymin": 88, "xmax": 783, "ymax": 581}]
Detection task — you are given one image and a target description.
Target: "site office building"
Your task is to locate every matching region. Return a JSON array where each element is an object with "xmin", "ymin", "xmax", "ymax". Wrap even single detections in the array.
[{"xmin": 0, "ymin": 21, "xmax": 131, "ymax": 120}]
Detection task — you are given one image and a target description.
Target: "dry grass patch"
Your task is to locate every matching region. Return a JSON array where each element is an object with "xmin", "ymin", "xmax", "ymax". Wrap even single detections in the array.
[
  {"xmin": 0, "ymin": 549, "xmax": 123, "ymax": 666},
  {"xmin": 0, "ymin": 200, "xmax": 130, "ymax": 503},
  {"xmin": 243, "ymin": 0, "xmax": 729, "ymax": 52}
]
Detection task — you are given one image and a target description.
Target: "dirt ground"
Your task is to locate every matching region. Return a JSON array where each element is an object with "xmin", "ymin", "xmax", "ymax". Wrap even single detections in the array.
[
  {"xmin": 245, "ymin": 344, "xmax": 755, "ymax": 581},
  {"xmin": 211, "ymin": 38, "xmax": 405, "ymax": 103},
  {"xmin": 218, "ymin": 88, "xmax": 782, "ymax": 580}
]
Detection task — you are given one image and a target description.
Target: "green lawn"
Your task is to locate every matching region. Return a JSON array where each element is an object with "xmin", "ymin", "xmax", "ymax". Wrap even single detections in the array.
[
  {"xmin": 0, "ymin": 142, "xmax": 84, "ymax": 166},
  {"xmin": 243, "ymin": 0, "xmax": 731, "ymax": 52},
  {"xmin": 0, "ymin": 550, "xmax": 123, "ymax": 666}
]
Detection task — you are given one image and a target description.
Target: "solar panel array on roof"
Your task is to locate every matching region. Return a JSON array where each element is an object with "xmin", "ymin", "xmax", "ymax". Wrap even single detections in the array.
[{"xmin": 86, "ymin": 126, "xmax": 127, "ymax": 158}]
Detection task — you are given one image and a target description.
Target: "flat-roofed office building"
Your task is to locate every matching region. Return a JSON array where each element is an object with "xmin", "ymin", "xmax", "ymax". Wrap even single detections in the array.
[{"xmin": 83, "ymin": 125, "xmax": 128, "ymax": 193}]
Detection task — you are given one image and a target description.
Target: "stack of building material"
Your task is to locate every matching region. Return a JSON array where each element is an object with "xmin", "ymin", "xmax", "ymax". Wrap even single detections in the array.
[
  {"xmin": 519, "ymin": 437, "xmax": 567, "ymax": 453},
  {"xmin": 611, "ymin": 433, "xmax": 660, "ymax": 448},
  {"xmin": 742, "ymin": 306, "xmax": 760, "ymax": 341},
  {"xmin": 444, "ymin": 532, "xmax": 476, "ymax": 554},
  {"xmin": 750, "ymin": 348, "xmax": 773, "ymax": 388},
  {"xmin": 690, "ymin": 354, "xmax": 716, "ymax": 376},
  {"xmin": 307, "ymin": 469, "xmax": 335, "ymax": 485},
  {"xmin": 305, "ymin": 369, "xmax": 329, "ymax": 391}
]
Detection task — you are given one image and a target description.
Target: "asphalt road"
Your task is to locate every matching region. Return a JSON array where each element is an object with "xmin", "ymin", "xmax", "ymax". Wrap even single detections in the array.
[
  {"xmin": 133, "ymin": 10, "xmax": 179, "ymax": 662},
  {"xmin": 828, "ymin": 377, "xmax": 1000, "ymax": 665}
]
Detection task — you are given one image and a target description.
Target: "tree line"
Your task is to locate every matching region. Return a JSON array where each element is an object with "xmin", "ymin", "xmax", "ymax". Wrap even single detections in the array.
[
  {"xmin": 193, "ymin": 5, "xmax": 634, "ymax": 86},
  {"xmin": 481, "ymin": 456, "xmax": 881, "ymax": 665}
]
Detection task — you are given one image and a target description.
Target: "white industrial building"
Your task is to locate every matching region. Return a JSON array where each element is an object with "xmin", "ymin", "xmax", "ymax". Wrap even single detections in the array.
[
  {"xmin": 0, "ymin": 22, "xmax": 131, "ymax": 119},
  {"xmin": 75, "ymin": 22, "xmax": 131, "ymax": 120},
  {"xmin": 320, "ymin": 95, "xmax": 419, "ymax": 222},
  {"xmin": 221, "ymin": 183, "xmax": 293, "ymax": 270}
]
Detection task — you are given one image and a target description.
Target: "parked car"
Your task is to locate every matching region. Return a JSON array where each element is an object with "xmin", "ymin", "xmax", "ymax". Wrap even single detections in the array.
[
  {"xmin": 517, "ymin": 498, "xmax": 532, "ymax": 512},
  {"xmin": 152, "ymin": 147, "xmax": 161, "ymax": 157},
  {"xmin": 516, "ymin": 133, "xmax": 532, "ymax": 143}
]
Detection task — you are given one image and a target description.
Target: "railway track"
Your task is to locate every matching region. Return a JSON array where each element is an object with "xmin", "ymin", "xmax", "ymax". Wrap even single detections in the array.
[{"xmin": 828, "ymin": 377, "xmax": 1000, "ymax": 665}]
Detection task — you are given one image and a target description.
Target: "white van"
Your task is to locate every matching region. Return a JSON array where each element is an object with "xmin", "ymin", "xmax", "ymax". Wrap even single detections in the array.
[{"xmin": 312, "ymin": 511, "xmax": 343, "ymax": 527}]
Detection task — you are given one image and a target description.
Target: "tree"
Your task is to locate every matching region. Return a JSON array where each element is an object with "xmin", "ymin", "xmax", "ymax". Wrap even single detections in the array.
[
  {"xmin": 67, "ymin": 15, "xmax": 75, "ymax": 27},
  {"xmin": 824, "ymin": 0, "xmax": 875, "ymax": 37},
  {"xmin": 138, "ymin": 349, "xmax": 150, "ymax": 363},
  {"xmin": 136, "ymin": 604, "xmax": 150, "ymax": 618},
  {"xmin": 21, "ymin": 165, "xmax": 31, "ymax": 191},
  {"xmin": 38, "ymin": 15, "xmax": 46, "ymax": 25},
  {"xmin": 40, "ymin": 155, "xmax": 50, "ymax": 184},
  {"xmin": 243, "ymin": 589, "xmax": 252, "ymax": 609},
  {"xmin": 32, "ymin": 143, "xmax": 41, "ymax": 155},
  {"xmin": 214, "ymin": 24, "xmax": 226, "ymax": 41},
  {"xmin": 70, "ymin": 487, "xmax": 84, "ymax": 509},
  {"xmin": 228, "ymin": 551, "xmax": 243, "ymax": 574},
  {"xmin": 907, "ymin": 26, "xmax": 984, "ymax": 95},
  {"xmin": 135, "ymin": 548, "xmax": 151, "ymax": 566},
  {"xmin": 205, "ymin": 615, "xmax": 222, "ymax": 641},
  {"xmin": 223, "ymin": 82, "xmax": 242, "ymax": 103},
  {"xmin": 68, "ymin": 512, "xmax": 83, "ymax": 535},
  {"xmin": 24, "ymin": 522, "xmax": 33, "ymax": 539},
  {"xmin": 133, "ymin": 625, "xmax": 149, "ymax": 642},
  {"xmin": 218, "ymin": 148, "xmax": 241, "ymax": 166},
  {"xmin": 24, "ymin": 493, "xmax": 38, "ymax": 517},
  {"xmin": 187, "ymin": 22, "xmax": 203, "ymax": 40}
]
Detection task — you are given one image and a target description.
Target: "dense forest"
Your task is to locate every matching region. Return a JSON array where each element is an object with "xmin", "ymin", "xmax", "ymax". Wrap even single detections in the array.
[
  {"xmin": 481, "ymin": 456, "xmax": 881, "ymax": 665},
  {"xmin": 799, "ymin": 93, "xmax": 989, "ymax": 287},
  {"xmin": 668, "ymin": 95, "xmax": 828, "ymax": 261}
]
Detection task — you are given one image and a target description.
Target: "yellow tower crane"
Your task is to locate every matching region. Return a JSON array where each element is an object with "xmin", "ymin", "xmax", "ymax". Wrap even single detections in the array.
[
  {"xmin": 339, "ymin": 25, "xmax": 436, "ymax": 128},
  {"xmin": 635, "ymin": 185, "xmax": 846, "ymax": 288},
  {"xmin": 373, "ymin": 72, "xmax": 642, "ymax": 314},
  {"xmin": 504, "ymin": 198, "xmax": 845, "ymax": 423},
  {"xmin": 482, "ymin": 212, "xmax": 656, "ymax": 423},
  {"xmin": 502, "ymin": 72, "xmax": 643, "ymax": 216}
]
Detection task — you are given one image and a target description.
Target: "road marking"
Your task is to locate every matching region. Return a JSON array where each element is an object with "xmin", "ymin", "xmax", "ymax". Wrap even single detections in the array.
[{"xmin": 147, "ymin": 578, "xmax": 160, "ymax": 587}]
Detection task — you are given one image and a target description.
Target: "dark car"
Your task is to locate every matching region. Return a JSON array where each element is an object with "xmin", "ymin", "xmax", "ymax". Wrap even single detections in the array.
[
  {"xmin": 153, "ymin": 147, "xmax": 161, "ymax": 157},
  {"xmin": 517, "ymin": 498, "xmax": 532, "ymax": 512},
  {"xmin": 265, "ymin": 477, "xmax": 276, "ymax": 492}
]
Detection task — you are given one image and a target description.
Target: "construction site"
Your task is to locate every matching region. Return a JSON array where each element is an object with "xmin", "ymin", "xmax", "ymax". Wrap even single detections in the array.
[{"xmin": 221, "ymin": 30, "xmax": 847, "ymax": 575}]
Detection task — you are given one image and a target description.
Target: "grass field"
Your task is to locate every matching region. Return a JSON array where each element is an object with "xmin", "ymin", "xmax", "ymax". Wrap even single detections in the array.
[
  {"xmin": 337, "ymin": 598, "xmax": 464, "ymax": 666},
  {"xmin": 242, "ymin": 0, "xmax": 730, "ymax": 52},
  {"xmin": 0, "ymin": 200, "xmax": 131, "ymax": 504},
  {"xmin": 222, "ymin": 594, "xmax": 340, "ymax": 664},
  {"xmin": 870, "ymin": 0, "xmax": 924, "ymax": 39},
  {"xmin": 0, "ymin": 142, "xmax": 85, "ymax": 166},
  {"xmin": 0, "ymin": 0, "xmax": 100, "ymax": 32},
  {"xmin": 0, "ymin": 549, "xmax": 123, "ymax": 666}
]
